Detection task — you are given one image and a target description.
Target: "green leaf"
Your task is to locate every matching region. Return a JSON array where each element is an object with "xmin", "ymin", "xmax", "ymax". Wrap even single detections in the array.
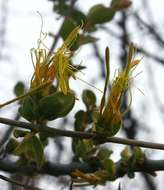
[
  {"xmin": 74, "ymin": 140, "xmax": 85, "ymax": 158},
  {"xmin": 134, "ymin": 147, "xmax": 146, "ymax": 164},
  {"xmin": 6, "ymin": 138, "xmax": 19, "ymax": 154},
  {"xmin": 74, "ymin": 110, "xmax": 86, "ymax": 131},
  {"xmin": 121, "ymin": 147, "xmax": 131, "ymax": 161},
  {"xmin": 60, "ymin": 18, "xmax": 77, "ymax": 40},
  {"xmin": 91, "ymin": 110, "xmax": 100, "ymax": 123},
  {"xmin": 53, "ymin": 0, "xmax": 68, "ymax": 16},
  {"xmin": 39, "ymin": 92, "xmax": 75, "ymax": 120},
  {"xmin": 30, "ymin": 135, "xmax": 44, "ymax": 168},
  {"xmin": 97, "ymin": 148, "xmax": 113, "ymax": 160},
  {"xmin": 14, "ymin": 133, "xmax": 33, "ymax": 155},
  {"xmin": 18, "ymin": 96, "xmax": 39, "ymax": 121},
  {"xmin": 111, "ymin": 0, "xmax": 132, "ymax": 11},
  {"xmin": 78, "ymin": 35, "xmax": 98, "ymax": 46},
  {"xmin": 39, "ymin": 132, "xmax": 49, "ymax": 147},
  {"xmin": 71, "ymin": 10, "xmax": 87, "ymax": 25},
  {"xmin": 14, "ymin": 129, "xmax": 29, "ymax": 138},
  {"xmin": 127, "ymin": 171, "xmax": 135, "ymax": 178},
  {"xmin": 102, "ymin": 159, "xmax": 116, "ymax": 179},
  {"xmin": 14, "ymin": 134, "xmax": 44, "ymax": 168},
  {"xmin": 14, "ymin": 81, "xmax": 25, "ymax": 97},
  {"xmin": 96, "ymin": 122, "xmax": 121, "ymax": 137},
  {"xmin": 74, "ymin": 139, "xmax": 93, "ymax": 160},
  {"xmin": 82, "ymin": 89, "xmax": 96, "ymax": 110},
  {"xmin": 87, "ymin": 4, "xmax": 115, "ymax": 25}
]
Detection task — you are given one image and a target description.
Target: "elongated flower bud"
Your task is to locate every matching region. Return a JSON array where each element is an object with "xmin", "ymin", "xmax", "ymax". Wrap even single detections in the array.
[{"xmin": 97, "ymin": 43, "xmax": 141, "ymax": 136}]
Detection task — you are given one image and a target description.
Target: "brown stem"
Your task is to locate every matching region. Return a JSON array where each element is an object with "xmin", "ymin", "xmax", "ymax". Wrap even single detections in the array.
[{"xmin": 0, "ymin": 117, "xmax": 164, "ymax": 150}]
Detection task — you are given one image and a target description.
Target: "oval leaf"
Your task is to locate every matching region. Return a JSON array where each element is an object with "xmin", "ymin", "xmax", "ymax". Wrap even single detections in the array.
[{"xmin": 39, "ymin": 92, "xmax": 75, "ymax": 120}]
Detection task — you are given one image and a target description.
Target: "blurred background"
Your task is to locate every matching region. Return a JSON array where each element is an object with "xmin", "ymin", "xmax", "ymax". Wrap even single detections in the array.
[{"xmin": 0, "ymin": 0, "xmax": 164, "ymax": 189}]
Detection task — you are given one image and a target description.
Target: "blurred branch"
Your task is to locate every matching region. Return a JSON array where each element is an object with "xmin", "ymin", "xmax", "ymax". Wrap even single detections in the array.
[
  {"xmin": 0, "ymin": 159, "xmax": 164, "ymax": 177},
  {"xmin": 141, "ymin": 173, "xmax": 156, "ymax": 190},
  {"xmin": 1, "ymin": 117, "xmax": 164, "ymax": 150},
  {"xmin": 134, "ymin": 13, "xmax": 164, "ymax": 47},
  {"xmin": 0, "ymin": 174, "xmax": 42, "ymax": 190},
  {"xmin": 0, "ymin": 0, "xmax": 9, "ymax": 61},
  {"xmin": 118, "ymin": 11, "xmax": 156, "ymax": 190},
  {"xmin": 92, "ymin": 43, "xmax": 106, "ymax": 78},
  {"xmin": 102, "ymin": 15, "xmax": 164, "ymax": 66},
  {"xmin": 137, "ymin": 46, "xmax": 164, "ymax": 65},
  {"xmin": 0, "ymin": 114, "xmax": 20, "ymax": 149}
]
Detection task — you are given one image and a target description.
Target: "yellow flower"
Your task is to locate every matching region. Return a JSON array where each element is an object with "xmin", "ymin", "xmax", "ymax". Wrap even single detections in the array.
[
  {"xmin": 51, "ymin": 25, "xmax": 82, "ymax": 94},
  {"xmin": 30, "ymin": 24, "xmax": 82, "ymax": 95},
  {"xmin": 30, "ymin": 11, "xmax": 82, "ymax": 95},
  {"xmin": 98, "ymin": 43, "xmax": 141, "ymax": 136},
  {"xmin": 0, "ymin": 20, "xmax": 82, "ymax": 108}
]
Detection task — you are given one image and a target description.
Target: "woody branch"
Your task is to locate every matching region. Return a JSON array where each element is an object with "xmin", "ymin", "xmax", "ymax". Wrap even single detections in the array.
[{"xmin": 0, "ymin": 117, "xmax": 164, "ymax": 150}]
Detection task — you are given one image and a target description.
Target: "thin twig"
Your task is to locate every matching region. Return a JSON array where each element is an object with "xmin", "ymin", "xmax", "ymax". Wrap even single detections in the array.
[
  {"xmin": 134, "ymin": 13, "xmax": 164, "ymax": 47},
  {"xmin": 0, "ymin": 81, "xmax": 51, "ymax": 109},
  {"xmin": 0, "ymin": 114, "xmax": 20, "ymax": 148},
  {"xmin": 0, "ymin": 117, "xmax": 164, "ymax": 150},
  {"xmin": 0, "ymin": 174, "xmax": 42, "ymax": 190}
]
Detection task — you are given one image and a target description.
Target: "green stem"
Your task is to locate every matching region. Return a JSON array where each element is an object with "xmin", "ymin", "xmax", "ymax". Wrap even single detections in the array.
[{"xmin": 0, "ymin": 81, "xmax": 52, "ymax": 109}]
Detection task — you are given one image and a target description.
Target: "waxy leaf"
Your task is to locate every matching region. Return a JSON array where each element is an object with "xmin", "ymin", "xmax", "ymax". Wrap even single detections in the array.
[
  {"xmin": 39, "ymin": 92, "xmax": 75, "ymax": 120},
  {"xmin": 14, "ymin": 81, "xmax": 25, "ymax": 97},
  {"xmin": 87, "ymin": 4, "xmax": 115, "ymax": 25},
  {"xmin": 14, "ymin": 134, "xmax": 44, "ymax": 168},
  {"xmin": 82, "ymin": 89, "xmax": 96, "ymax": 110},
  {"xmin": 97, "ymin": 148, "xmax": 113, "ymax": 160},
  {"xmin": 19, "ymin": 96, "xmax": 39, "ymax": 121}
]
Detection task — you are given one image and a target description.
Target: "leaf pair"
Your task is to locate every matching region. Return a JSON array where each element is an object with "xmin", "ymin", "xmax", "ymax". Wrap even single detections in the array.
[{"xmin": 19, "ymin": 91, "xmax": 75, "ymax": 121}]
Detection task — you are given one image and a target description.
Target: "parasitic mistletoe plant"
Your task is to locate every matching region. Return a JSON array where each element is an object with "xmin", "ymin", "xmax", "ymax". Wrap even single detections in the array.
[
  {"xmin": 3, "ymin": 25, "xmax": 143, "ymax": 185},
  {"xmin": 1, "ymin": 1, "xmax": 158, "ymax": 188}
]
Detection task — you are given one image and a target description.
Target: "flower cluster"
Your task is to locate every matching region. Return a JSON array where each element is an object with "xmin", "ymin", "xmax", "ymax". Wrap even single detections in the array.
[
  {"xmin": 30, "ymin": 24, "xmax": 82, "ymax": 95},
  {"xmin": 97, "ymin": 43, "xmax": 142, "ymax": 136}
]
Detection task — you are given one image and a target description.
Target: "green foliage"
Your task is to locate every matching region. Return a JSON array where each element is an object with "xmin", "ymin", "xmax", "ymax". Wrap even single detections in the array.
[
  {"xmin": 60, "ymin": 18, "xmax": 77, "ymax": 40},
  {"xmin": 134, "ymin": 147, "xmax": 146, "ymax": 164},
  {"xmin": 82, "ymin": 89, "xmax": 96, "ymax": 110},
  {"xmin": 97, "ymin": 148, "xmax": 113, "ymax": 160},
  {"xmin": 53, "ymin": 0, "xmax": 69, "ymax": 15},
  {"xmin": 87, "ymin": 4, "xmax": 115, "ymax": 26},
  {"xmin": 6, "ymin": 138, "xmax": 19, "ymax": 154},
  {"xmin": 73, "ymin": 139, "xmax": 94, "ymax": 160},
  {"xmin": 71, "ymin": 10, "xmax": 87, "ymax": 25},
  {"xmin": 14, "ymin": 81, "xmax": 25, "ymax": 97},
  {"xmin": 60, "ymin": 19, "xmax": 98, "ymax": 50},
  {"xmin": 78, "ymin": 35, "xmax": 98, "ymax": 46},
  {"xmin": 102, "ymin": 159, "xmax": 116, "ymax": 179},
  {"xmin": 18, "ymin": 91, "xmax": 75, "ymax": 121},
  {"xmin": 74, "ymin": 110, "xmax": 87, "ymax": 131},
  {"xmin": 14, "ymin": 129, "xmax": 29, "ymax": 138},
  {"xmin": 119, "ymin": 147, "xmax": 146, "ymax": 178},
  {"xmin": 96, "ymin": 122, "xmax": 121, "ymax": 137},
  {"xmin": 111, "ymin": 0, "xmax": 132, "ymax": 10},
  {"xmin": 14, "ymin": 133, "xmax": 44, "ymax": 168},
  {"xmin": 19, "ymin": 96, "xmax": 40, "ymax": 122},
  {"xmin": 38, "ymin": 91, "xmax": 75, "ymax": 120}
]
